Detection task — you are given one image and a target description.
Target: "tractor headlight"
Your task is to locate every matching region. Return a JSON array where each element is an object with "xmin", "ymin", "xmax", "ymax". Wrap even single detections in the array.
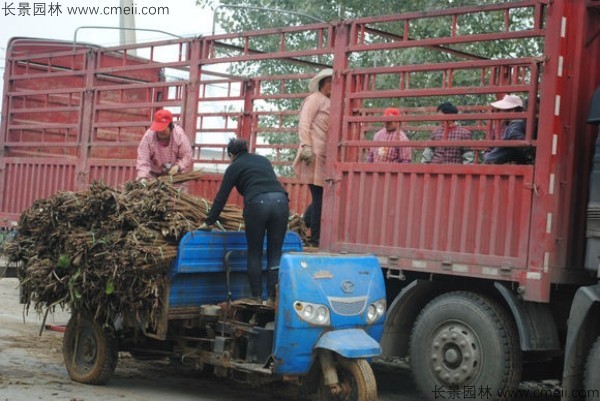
[
  {"xmin": 294, "ymin": 301, "xmax": 330, "ymax": 326},
  {"xmin": 366, "ymin": 299, "xmax": 386, "ymax": 324}
]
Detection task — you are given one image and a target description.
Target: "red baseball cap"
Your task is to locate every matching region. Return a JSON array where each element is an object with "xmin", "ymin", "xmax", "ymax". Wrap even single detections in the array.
[
  {"xmin": 383, "ymin": 107, "xmax": 401, "ymax": 117},
  {"xmin": 150, "ymin": 109, "xmax": 173, "ymax": 131}
]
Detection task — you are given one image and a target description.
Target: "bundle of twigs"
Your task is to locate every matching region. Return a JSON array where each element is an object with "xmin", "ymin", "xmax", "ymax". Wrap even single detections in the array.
[
  {"xmin": 4, "ymin": 172, "xmax": 308, "ymax": 329},
  {"xmin": 157, "ymin": 173, "xmax": 308, "ymax": 236},
  {"xmin": 6, "ymin": 179, "xmax": 194, "ymax": 327}
]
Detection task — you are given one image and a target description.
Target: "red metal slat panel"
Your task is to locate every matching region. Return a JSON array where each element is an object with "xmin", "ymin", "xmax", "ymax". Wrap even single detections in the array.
[
  {"xmin": 330, "ymin": 164, "xmax": 533, "ymax": 269},
  {"xmin": 190, "ymin": 176, "xmax": 243, "ymax": 208},
  {"xmin": 380, "ymin": 172, "xmax": 395, "ymax": 245},
  {"xmin": 395, "ymin": 173, "xmax": 408, "ymax": 247},
  {"xmin": 405, "ymin": 172, "xmax": 421, "ymax": 249},
  {"xmin": 1, "ymin": 159, "xmax": 77, "ymax": 217},
  {"xmin": 88, "ymin": 163, "xmax": 137, "ymax": 187},
  {"xmin": 460, "ymin": 174, "xmax": 474, "ymax": 253},
  {"xmin": 188, "ymin": 176, "xmax": 311, "ymax": 216},
  {"xmin": 489, "ymin": 174, "xmax": 502, "ymax": 255},
  {"xmin": 447, "ymin": 174, "xmax": 461, "ymax": 252},
  {"xmin": 279, "ymin": 181, "xmax": 311, "ymax": 215}
]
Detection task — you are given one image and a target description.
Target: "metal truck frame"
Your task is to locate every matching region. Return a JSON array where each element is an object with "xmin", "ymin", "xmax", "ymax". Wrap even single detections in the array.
[{"xmin": 2, "ymin": 1, "xmax": 600, "ymax": 399}]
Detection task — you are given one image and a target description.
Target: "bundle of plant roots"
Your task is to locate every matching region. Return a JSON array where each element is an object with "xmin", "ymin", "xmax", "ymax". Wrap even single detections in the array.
[{"xmin": 4, "ymin": 173, "xmax": 308, "ymax": 329}]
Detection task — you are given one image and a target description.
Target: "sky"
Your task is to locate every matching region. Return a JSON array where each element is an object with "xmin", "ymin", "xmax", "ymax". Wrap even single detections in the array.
[{"xmin": 0, "ymin": 0, "xmax": 216, "ymax": 100}]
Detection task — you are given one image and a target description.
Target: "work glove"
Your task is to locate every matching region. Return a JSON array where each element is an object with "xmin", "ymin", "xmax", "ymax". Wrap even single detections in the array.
[
  {"xmin": 299, "ymin": 146, "xmax": 314, "ymax": 163},
  {"xmin": 462, "ymin": 151, "xmax": 475, "ymax": 165},
  {"xmin": 421, "ymin": 147, "xmax": 434, "ymax": 163},
  {"xmin": 199, "ymin": 223, "xmax": 212, "ymax": 231},
  {"xmin": 168, "ymin": 164, "xmax": 180, "ymax": 176}
]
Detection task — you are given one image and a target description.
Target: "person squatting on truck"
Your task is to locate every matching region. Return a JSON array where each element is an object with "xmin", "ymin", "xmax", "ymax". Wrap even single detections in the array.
[
  {"xmin": 421, "ymin": 102, "xmax": 473, "ymax": 164},
  {"xmin": 483, "ymin": 94, "xmax": 528, "ymax": 164},
  {"xmin": 366, "ymin": 107, "xmax": 412, "ymax": 163}
]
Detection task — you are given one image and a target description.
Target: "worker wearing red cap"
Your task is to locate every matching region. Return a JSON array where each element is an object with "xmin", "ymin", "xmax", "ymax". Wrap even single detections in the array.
[
  {"xmin": 366, "ymin": 107, "xmax": 412, "ymax": 163},
  {"xmin": 136, "ymin": 109, "xmax": 193, "ymax": 181}
]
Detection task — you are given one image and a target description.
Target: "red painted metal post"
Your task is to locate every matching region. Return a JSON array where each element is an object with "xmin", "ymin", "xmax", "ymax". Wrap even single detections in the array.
[
  {"xmin": 77, "ymin": 49, "xmax": 96, "ymax": 192},
  {"xmin": 0, "ymin": 46, "xmax": 13, "ymax": 224},
  {"xmin": 182, "ymin": 39, "xmax": 202, "ymax": 151},
  {"xmin": 241, "ymin": 80, "xmax": 256, "ymax": 147},
  {"xmin": 322, "ymin": 22, "xmax": 349, "ymax": 249}
]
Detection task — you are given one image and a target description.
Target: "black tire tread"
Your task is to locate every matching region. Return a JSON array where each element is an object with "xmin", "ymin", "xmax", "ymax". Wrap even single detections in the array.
[
  {"xmin": 409, "ymin": 291, "xmax": 521, "ymax": 401},
  {"xmin": 63, "ymin": 312, "xmax": 118, "ymax": 385}
]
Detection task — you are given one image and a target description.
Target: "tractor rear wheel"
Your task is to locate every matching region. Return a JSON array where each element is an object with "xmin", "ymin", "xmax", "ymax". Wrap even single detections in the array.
[{"xmin": 63, "ymin": 312, "xmax": 117, "ymax": 385}]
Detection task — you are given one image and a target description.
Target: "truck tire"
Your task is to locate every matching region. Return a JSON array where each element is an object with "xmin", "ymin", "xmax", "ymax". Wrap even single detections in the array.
[
  {"xmin": 584, "ymin": 336, "xmax": 600, "ymax": 401},
  {"xmin": 317, "ymin": 357, "xmax": 377, "ymax": 401},
  {"xmin": 409, "ymin": 291, "xmax": 521, "ymax": 401},
  {"xmin": 63, "ymin": 312, "xmax": 118, "ymax": 385}
]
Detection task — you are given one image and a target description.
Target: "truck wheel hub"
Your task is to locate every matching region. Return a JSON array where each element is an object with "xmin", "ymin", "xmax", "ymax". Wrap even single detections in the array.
[{"xmin": 430, "ymin": 322, "xmax": 481, "ymax": 385}]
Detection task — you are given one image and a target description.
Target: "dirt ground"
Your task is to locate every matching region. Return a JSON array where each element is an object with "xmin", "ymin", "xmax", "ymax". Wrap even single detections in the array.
[{"xmin": 0, "ymin": 278, "xmax": 312, "ymax": 401}]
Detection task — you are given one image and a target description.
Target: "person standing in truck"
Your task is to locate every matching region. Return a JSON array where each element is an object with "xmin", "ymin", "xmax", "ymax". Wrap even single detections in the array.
[
  {"xmin": 483, "ymin": 94, "xmax": 528, "ymax": 164},
  {"xmin": 200, "ymin": 138, "xmax": 289, "ymax": 305},
  {"xmin": 421, "ymin": 102, "xmax": 473, "ymax": 164},
  {"xmin": 366, "ymin": 107, "xmax": 412, "ymax": 163},
  {"xmin": 292, "ymin": 68, "xmax": 333, "ymax": 247},
  {"xmin": 136, "ymin": 109, "xmax": 193, "ymax": 181}
]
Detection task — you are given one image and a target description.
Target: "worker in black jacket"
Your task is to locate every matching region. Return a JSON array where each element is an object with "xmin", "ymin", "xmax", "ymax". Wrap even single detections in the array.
[{"xmin": 200, "ymin": 138, "xmax": 289, "ymax": 304}]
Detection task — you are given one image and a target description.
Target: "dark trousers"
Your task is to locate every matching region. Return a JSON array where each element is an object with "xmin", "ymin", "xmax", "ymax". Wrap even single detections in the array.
[
  {"xmin": 243, "ymin": 192, "xmax": 289, "ymax": 298},
  {"xmin": 308, "ymin": 184, "xmax": 323, "ymax": 245}
]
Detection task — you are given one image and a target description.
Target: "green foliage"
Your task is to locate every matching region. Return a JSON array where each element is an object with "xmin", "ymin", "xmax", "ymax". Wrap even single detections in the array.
[
  {"xmin": 57, "ymin": 254, "xmax": 71, "ymax": 270},
  {"xmin": 197, "ymin": 0, "xmax": 542, "ymax": 171},
  {"xmin": 105, "ymin": 278, "xmax": 115, "ymax": 295},
  {"xmin": 68, "ymin": 268, "xmax": 82, "ymax": 301}
]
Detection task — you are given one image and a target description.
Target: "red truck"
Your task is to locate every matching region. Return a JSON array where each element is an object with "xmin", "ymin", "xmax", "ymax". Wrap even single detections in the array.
[{"xmin": 1, "ymin": 1, "xmax": 599, "ymax": 400}]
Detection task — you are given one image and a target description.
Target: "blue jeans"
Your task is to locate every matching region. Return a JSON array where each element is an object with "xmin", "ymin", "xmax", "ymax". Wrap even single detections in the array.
[{"xmin": 243, "ymin": 192, "xmax": 289, "ymax": 297}]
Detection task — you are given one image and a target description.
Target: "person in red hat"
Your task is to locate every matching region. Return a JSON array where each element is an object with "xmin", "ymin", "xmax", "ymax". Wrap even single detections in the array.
[
  {"xmin": 366, "ymin": 107, "xmax": 412, "ymax": 163},
  {"xmin": 136, "ymin": 109, "xmax": 193, "ymax": 181}
]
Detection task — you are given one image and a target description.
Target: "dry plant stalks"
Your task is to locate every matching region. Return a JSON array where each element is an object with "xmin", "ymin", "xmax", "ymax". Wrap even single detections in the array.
[{"xmin": 4, "ymin": 172, "xmax": 308, "ymax": 329}]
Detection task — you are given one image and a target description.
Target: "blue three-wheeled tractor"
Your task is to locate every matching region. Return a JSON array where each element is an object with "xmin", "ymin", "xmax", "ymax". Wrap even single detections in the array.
[{"xmin": 62, "ymin": 231, "xmax": 386, "ymax": 401}]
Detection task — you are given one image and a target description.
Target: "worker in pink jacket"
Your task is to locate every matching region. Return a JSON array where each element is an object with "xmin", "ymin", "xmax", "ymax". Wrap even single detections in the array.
[
  {"xmin": 136, "ymin": 109, "xmax": 193, "ymax": 181},
  {"xmin": 292, "ymin": 69, "xmax": 332, "ymax": 247}
]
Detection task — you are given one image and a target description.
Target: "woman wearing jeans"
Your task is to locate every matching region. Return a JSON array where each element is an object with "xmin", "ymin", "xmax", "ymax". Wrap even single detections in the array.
[{"xmin": 201, "ymin": 138, "xmax": 289, "ymax": 304}]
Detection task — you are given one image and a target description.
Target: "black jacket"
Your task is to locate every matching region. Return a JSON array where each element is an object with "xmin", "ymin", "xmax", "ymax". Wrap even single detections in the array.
[
  {"xmin": 484, "ymin": 120, "xmax": 528, "ymax": 164},
  {"xmin": 205, "ymin": 152, "xmax": 286, "ymax": 225}
]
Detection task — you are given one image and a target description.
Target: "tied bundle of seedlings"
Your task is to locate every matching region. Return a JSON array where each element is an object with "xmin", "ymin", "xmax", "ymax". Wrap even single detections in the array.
[
  {"xmin": 4, "ymin": 172, "xmax": 308, "ymax": 329},
  {"xmin": 5, "ymin": 178, "xmax": 200, "ymax": 328}
]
